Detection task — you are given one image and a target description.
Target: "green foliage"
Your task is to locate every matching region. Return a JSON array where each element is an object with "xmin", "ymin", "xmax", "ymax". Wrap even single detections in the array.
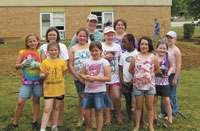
[
  {"xmin": 186, "ymin": 0, "xmax": 200, "ymax": 20},
  {"xmin": 171, "ymin": 26, "xmax": 200, "ymax": 40},
  {"xmin": 183, "ymin": 23, "xmax": 195, "ymax": 39},
  {"xmin": 171, "ymin": 0, "xmax": 187, "ymax": 16},
  {"xmin": 171, "ymin": 18, "xmax": 175, "ymax": 22}
]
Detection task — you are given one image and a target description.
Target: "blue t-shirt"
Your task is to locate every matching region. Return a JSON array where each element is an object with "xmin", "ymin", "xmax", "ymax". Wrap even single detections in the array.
[{"xmin": 155, "ymin": 22, "xmax": 160, "ymax": 31}]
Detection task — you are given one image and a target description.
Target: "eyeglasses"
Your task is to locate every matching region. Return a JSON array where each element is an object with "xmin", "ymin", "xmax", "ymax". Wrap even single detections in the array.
[{"xmin": 89, "ymin": 34, "xmax": 95, "ymax": 41}]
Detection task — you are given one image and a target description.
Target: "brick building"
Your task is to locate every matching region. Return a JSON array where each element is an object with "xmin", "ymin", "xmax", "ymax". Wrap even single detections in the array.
[{"xmin": 0, "ymin": 0, "xmax": 172, "ymax": 42}]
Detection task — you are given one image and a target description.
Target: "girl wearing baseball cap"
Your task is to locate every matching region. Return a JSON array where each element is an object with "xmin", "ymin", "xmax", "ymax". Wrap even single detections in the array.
[
  {"xmin": 102, "ymin": 27, "xmax": 123, "ymax": 125},
  {"xmin": 160, "ymin": 31, "xmax": 182, "ymax": 121}
]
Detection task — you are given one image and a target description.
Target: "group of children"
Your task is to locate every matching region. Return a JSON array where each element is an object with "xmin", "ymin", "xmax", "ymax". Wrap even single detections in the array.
[{"xmin": 4, "ymin": 24, "xmax": 181, "ymax": 131}]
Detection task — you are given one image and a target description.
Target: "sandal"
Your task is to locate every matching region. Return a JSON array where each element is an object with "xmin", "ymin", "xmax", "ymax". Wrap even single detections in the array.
[
  {"xmin": 104, "ymin": 121, "xmax": 112, "ymax": 125},
  {"xmin": 163, "ymin": 121, "xmax": 172, "ymax": 128},
  {"xmin": 117, "ymin": 120, "xmax": 123, "ymax": 125}
]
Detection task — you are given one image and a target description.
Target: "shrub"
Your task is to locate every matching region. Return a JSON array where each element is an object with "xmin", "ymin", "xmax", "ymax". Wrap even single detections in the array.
[{"xmin": 183, "ymin": 23, "xmax": 195, "ymax": 39}]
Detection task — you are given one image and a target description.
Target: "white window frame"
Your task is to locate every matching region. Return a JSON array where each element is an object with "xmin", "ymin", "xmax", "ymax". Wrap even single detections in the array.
[
  {"xmin": 91, "ymin": 11, "xmax": 114, "ymax": 31},
  {"xmin": 40, "ymin": 12, "xmax": 65, "ymax": 40}
]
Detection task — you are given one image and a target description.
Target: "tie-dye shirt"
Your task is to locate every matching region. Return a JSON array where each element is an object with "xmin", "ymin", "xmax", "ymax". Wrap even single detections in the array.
[
  {"xmin": 20, "ymin": 49, "xmax": 43, "ymax": 85},
  {"xmin": 73, "ymin": 49, "xmax": 90, "ymax": 75},
  {"xmin": 83, "ymin": 58, "xmax": 110, "ymax": 93}
]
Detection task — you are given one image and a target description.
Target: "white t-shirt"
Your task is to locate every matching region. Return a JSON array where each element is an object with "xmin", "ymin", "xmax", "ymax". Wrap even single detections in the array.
[
  {"xmin": 102, "ymin": 42, "xmax": 121, "ymax": 84},
  {"xmin": 40, "ymin": 43, "xmax": 69, "ymax": 61},
  {"xmin": 83, "ymin": 58, "xmax": 110, "ymax": 93},
  {"xmin": 119, "ymin": 49, "xmax": 139, "ymax": 82}
]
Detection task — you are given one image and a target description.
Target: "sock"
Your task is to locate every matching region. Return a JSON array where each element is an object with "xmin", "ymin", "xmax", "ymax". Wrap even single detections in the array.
[
  {"xmin": 40, "ymin": 129, "xmax": 45, "ymax": 131},
  {"xmin": 81, "ymin": 117, "xmax": 85, "ymax": 120},
  {"xmin": 52, "ymin": 125, "xmax": 57, "ymax": 129}
]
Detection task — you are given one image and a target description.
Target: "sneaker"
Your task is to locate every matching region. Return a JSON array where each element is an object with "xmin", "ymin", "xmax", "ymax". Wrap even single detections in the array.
[
  {"xmin": 3, "ymin": 123, "xmax": 18, "ymax": 131},
  {"xmin": 153, "ymin": 119, "xmax": 160, "ymax": 126},
  {"xmin": 163, "ymin": 121, "xmax": 172, "ymax": 128},
  {"xmin": 158, "ymin": 113, "xmax": 166, "ymax": 119},
  {"xmin": 92, "ymin": 119, "xmax": 96, "ymax": 129},
  {"xmin": 32, "ymin": 122, "xmax": 39, "ymax": 130},
  {"xmin": 77, "ymin": 118, "xmax": 85, "ymax": 128},
  {"xmin": 51, "ymin": 126, "xmax": 58, "ymax": 131}
]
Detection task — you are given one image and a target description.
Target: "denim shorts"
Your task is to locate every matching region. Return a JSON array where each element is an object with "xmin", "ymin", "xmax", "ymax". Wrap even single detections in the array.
[
  {"xmin": 18, "ymin": 84, "xmax": 43, "ymax": 99},
  {"xmin": 81, "ymin": 92, "xmax": 111, "ymax": 109},
  {"xmin": 133, "ymin": 88, "xmax": 156, "ymax": 96},
  {"xmin": 74, "ymin": 80, "xmax": 85, "ymax": 94},
  {"xmin": 155, "ymin": 85, "xmax": 170, "ymax": 97}
]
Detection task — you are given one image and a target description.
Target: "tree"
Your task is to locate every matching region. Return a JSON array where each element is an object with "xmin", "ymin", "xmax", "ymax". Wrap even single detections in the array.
[
  {"xmin": 186, "ymin": 0, "xmax": 200, "ymax": 20},
  {"xmin": 171, "ymin": 0, "xmax": 187, "ymax": 16}
]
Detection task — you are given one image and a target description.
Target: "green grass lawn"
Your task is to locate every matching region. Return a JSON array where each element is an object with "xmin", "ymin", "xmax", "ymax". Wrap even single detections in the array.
[
  {"xmin": 171, "ymin": 26, "xmax": 200, "ymax": 40},
  {"xmin": 0, "ymin": 27, "xmax": 200, "ymax": 130},
  {"xmin": 1, "ymin": 69, "xmax": 200, "ymax": 130},
  {"xmin": 172, "ymin": 17, "xmax": 194, "ymax": 22}
]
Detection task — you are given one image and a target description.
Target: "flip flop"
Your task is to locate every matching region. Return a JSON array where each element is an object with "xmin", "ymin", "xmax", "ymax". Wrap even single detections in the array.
[{"xmin": 104, "ymin": 121, "xmax": 112, "ymax": 125}]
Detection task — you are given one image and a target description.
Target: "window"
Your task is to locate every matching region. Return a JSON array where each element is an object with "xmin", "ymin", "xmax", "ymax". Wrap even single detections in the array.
[
  {"xmin": 91, "ymin": 12, "xmax": 114, "ymax": 31},
  {"xmin": 40, "ymin": 12, "xmax": 65, "ymax": 40}
]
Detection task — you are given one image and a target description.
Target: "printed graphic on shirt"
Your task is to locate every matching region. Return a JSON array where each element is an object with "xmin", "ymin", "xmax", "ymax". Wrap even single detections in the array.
[
  {"xmin": 74, "ymin": 50, "xmax": 90, "ymax": 75},
  {"xmin": 22, "ymin": 50, "xmax": 41, "ymax": 81},
  {"xmin": 87, "ymin": 63, "xmax": 102, "ymax": 76},
  {"xmin": 125, "ymin": 56, "xmax": 133, "ymax": 63},
  {"xmin": 86, "ymin": 63, "xmax": 104, "ymax": 89}
]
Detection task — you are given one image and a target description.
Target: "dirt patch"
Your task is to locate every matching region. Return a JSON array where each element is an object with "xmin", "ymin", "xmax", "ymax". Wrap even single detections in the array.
[
  {"xmin": 0, "ymin": 44, "xmax": 200, "ymax": 77},
  {"xmin": 177, "ymin": 44, "xmax": 200, "ymax": 70},
  {"xmin": 178, "ymin": 38, "xmax": 200, "ymax": 45},
  {"xmin": 0, "ymin": 48, "xmax": 21, "ymax": 77}
]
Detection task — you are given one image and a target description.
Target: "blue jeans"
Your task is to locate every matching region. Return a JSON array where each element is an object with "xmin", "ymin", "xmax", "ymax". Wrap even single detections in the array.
[
  {"xmin": 152, "ymin": 30, "xmax": 162, "ymax": 41},
  {"xmin": 161, "ymin": 74, "xmax": 179, "ymax": 117}
]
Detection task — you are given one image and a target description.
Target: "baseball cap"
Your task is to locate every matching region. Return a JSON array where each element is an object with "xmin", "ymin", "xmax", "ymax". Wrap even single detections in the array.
[
  {"xmin": 166, "ymin": 31, "xmax": 177, "ymax": 38},
  {"xmin": 87, "ymin": 14, "xmax": 98, "ymax": 22},
  {"xmin": 103, "ymin": 27, "xmax": 115, "ymax": 34}
]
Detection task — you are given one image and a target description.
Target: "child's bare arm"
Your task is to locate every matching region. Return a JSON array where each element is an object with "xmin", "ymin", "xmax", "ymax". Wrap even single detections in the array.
[
  {"xmin": 40, "ymin": 71, "xmax": 46, "ymax": 79},
  {"xmin": 41, "ymin": 52, "xmax": 46, "ymax": 62},
  {"xmin": 154, "ymin": 55, "xmax": 161, "ymax": 75},
  {"xmin": 172, "ymin": 47, "xmax": 182, "ymax": 86},
  {"xmin": 15, "ymin": 54, "xmax": 22, "ymax": 70},
  {"xmin": 80, "ymin": 66, "xmax": 87, "ymax": 80},
  {"xmin": 102, "ymin": 54, "xmax": 114, "ymax": 61},
  {"xmin": 167, "ymin": 54, "xmax": 174, "ymax": 76},
  {"xmin": 128, "ymin": 56, "xmax": 135, "ymax": 75},
  {"xmin": 93, "ymin": 65, "xmax": 111, "ymax": 82}
]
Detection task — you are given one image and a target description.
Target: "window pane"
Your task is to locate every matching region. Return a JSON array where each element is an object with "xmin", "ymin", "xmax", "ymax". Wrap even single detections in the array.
[
  {"xmin": 104, "ymin": 13, "xmax": 112, "ymax": 24},
  {"xmin": 92, "ymin": 12, "xmax": 101, "ymax": 17},
  {"xmin": 96, "ymin": 25, "xmax": 102, "ymax": 29},
  {"xmin": 53, "ymin": 12, "xmax": 64, "ymax": 26},
  {"xmin": 42, "ymin": 14, "xmax": 50, "ymax": 38},
  {"xmin": 55, "ymin": 26, "xmax": 64, "ymax": 30},
  {"xmin": 59, "ymin": 31, "xmax": 65, "ymax": 39},
  {"xmin": 91, "ymin": 12, "xmax": 102, "ymax": 23}
]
